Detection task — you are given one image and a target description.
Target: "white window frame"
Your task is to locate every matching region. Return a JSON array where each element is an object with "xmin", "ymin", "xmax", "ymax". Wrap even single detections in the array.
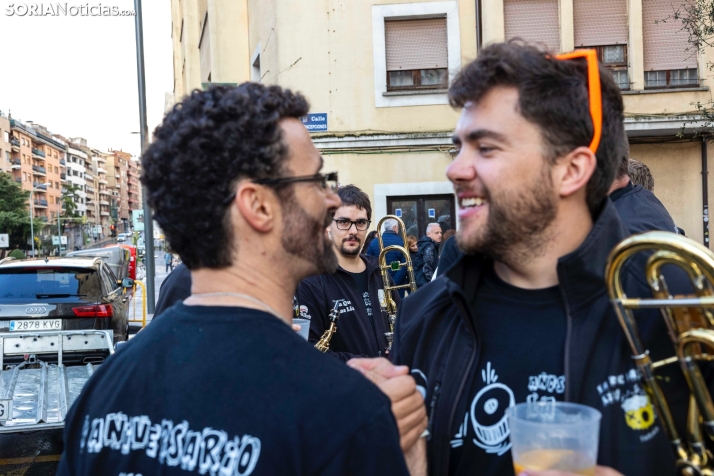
[{"xmin": 372, "ymin": 1, "xmax": 461, "ymax": 108}]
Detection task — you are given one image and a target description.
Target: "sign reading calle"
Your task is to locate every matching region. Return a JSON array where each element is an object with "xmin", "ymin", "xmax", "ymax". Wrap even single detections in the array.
[{"xmin": 302, "ymin": 113, "xmax": 328, "ymax": 132}]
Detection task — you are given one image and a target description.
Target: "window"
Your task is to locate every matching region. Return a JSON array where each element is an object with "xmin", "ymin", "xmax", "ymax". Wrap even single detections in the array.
[
  {"xmin": 594, "ymin": 45, "xmax": 629, "ymax": 90},
  {"xmin": 23, "ymin": 172, "xmax": 26, "ymax": 181},
  {"xmin": 643, "ymin": 0, "xmax": 698, "ymax": 89},
  {"xmin": 385, "ymin": 18, "xmax": 448, "ymax": 92},
  {"xmin": 3, "ymin": 131, "xmax": 8, "ymax": 143},
  {"xmin": 506, "ymin": 0, "xmax": 560, "ymax": 52},
  {"xmin": 645, "ymin": 68, "xmax": 698, "ymax": 88},
  {"xmin": 5, "ymin": 151, "xmax": 9, "ymax": 163},
  {"xmin": 372, "ymin": 1, "xmax": 460, "ymax": 107}
]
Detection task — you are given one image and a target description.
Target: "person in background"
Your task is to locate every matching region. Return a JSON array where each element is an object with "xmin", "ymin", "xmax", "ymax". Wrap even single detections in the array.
[
  {"xmin": 296, "ymin": 185, "xmax": 399, "ymax": 360},
  {"xmin": 406, "ymin": 235, "xmax": 418, "ymax": 254},
  {"xmin": 412, "ymin": 223, "xmax": 442, "ymax": 287},
  {"xmin": 163, "ymin": 250, "xmax": 174, "ymax": 273},
  {"xmin": 440, "ymin": 229, "xmax": 456, "ymax": 255},
  {"xmin": 609, "ymin": 147, "xmax": 678, "ymax": 234},
  {"xmin": 627, "ymin": 158, "xmax": 654, "ymax": 191},
  {"xmin": 362, "ymin": 230, "xmax": 378, "ymax": 256}
]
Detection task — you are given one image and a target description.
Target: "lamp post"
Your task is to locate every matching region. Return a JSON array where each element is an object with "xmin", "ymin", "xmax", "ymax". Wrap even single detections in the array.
[{"xmin": 29, "ymin": 182, "xmax": 52, "ymax": 257}]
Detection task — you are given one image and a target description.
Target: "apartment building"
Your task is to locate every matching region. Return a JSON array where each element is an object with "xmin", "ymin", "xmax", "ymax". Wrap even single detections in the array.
[
  {"xmin": 127, "ymin": 157, "xmax": 141, "ymax": 213},
  {"xmin": 170, "ymin": 0, "xmax": 714, "ymax": 244},
  {"xmin": 107, "ymin": 150, "xmax": 131, "ymax": 232},
  {"xmin": 9, "ymin": 118, "xmax": 64, "ymax": 223},
  {"xmin": 95, "ymin": 150, "xmax": 112, "ymax": 236},
  {"xmin": 0, "ymin": 112, "xmax": 11, "ymax": 173}
]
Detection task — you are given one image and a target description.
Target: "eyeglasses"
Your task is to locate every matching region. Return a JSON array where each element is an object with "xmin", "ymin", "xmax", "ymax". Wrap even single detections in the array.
[
  {"xmin": 223, "ymin": 171, "xmax": 339, "ymax": 205},
  {"xmin": 253, "ymin": 171, "xmax": 339, "ymax": 192},
  {"xmin": 554, "ymin": 49, "xmax": 602, "ymax": 154},
  {"xmin": 333, "ymin": 218, "xmax": 371, "ymax": 231}
]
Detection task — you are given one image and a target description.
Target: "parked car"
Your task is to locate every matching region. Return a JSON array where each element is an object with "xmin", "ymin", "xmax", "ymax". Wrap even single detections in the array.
[
  {"xmin": 0, "ymin": 257, "xmax": 134, "ymax": 364},
  {"xmin": 116, "ymin": 233, "xmax": 127, "ymax": 243}
]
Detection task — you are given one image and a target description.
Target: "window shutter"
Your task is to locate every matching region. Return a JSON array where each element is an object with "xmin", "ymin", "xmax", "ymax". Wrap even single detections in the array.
[
  {"xmin": 574, "ymin": 0, "xmax": 628, "ymax": 46},
  {"xmin": 385, "ymin": 18, "xmax": 448, "ymax": 71},
  {"xmin": 643, "ymin": 0, "xmax": 697, "ymax": 70},
  {"xmin": 504, "ymin": 0, "xmax": 560, "ymax": 52}
]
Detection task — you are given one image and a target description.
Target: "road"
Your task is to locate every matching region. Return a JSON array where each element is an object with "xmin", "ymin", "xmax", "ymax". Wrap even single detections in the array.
[{"xmin": 0, "ymin": 258, "xmax": 173, "ymax": 475}]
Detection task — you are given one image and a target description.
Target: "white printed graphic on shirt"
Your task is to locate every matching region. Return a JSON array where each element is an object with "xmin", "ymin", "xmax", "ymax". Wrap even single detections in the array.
[
  {"xmin": 449, "ymin": 364, "xmax": 566, "ymax": 456},
  {"xmin": 333, "ymin": 299, "xmax": 355, "ymax": 314},
  {"xmin": 596, "ymin": 369, "xmax": 658, "ymax": 442},
  {"xmin": 79, "ymin": 413, "xmax": 261, "ymax": 475},
  {"xmin": 470, "ymin": 362, "xmax": 515, "ymax": 455}
]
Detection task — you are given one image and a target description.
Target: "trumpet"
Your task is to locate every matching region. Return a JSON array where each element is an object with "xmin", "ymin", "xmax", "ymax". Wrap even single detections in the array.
[
  {"xmin": 314, "ymin": 300, "xmax": 341, "ymax": 353},
  {"xmin": 376, "ymin": 215, "xmax": 417, "ymax": 353},
  {"xmin": 607, "ymin": 231, "xmax": 714, "ymax": 475}
]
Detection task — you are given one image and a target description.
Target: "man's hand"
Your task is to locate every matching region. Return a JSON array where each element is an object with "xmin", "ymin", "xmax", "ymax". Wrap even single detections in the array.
[
  {"xmin": 348, "ymin": 358, "xmax": 428, "ymax": 451},
  {"xmin": 518, "ymin": 466, "xmax": 623, "ymax": 476}
]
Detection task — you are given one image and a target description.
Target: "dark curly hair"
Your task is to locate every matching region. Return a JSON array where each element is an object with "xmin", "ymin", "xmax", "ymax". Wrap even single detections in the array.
[
  {"xmin": 449, "ymin": 41, "xmax": 626, "ymax": 215},
  {"xmin": 141, "ymin": 83, "xmax": 309, "ymax": 269},
  {"xmin": 337, "ymin": 185, "xmax": 372, "ymax": 220}
]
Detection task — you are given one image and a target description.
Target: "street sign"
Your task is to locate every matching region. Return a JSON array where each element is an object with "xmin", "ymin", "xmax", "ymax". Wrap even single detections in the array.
[
  {"xmin": 301, "ymin": 113, "xmax": 328, "ymax": 132},
  {"xmin": 0, "ymin": 234, "xmax": 8, "ymax": 248}
]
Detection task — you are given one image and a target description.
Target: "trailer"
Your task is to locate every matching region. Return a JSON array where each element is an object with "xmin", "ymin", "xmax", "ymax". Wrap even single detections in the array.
[{"xmin": 0, "ymin": 329, "xmax": 114, "ymax": 433}]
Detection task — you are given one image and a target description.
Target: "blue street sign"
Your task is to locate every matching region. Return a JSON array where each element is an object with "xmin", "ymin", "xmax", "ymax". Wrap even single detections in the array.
[{"xmin": 302, "ymin": 113, "xmax": 328, "ymax": 132}]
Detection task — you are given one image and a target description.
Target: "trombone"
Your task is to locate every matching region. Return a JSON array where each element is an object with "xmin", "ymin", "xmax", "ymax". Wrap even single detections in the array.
[
  {"xmin": 376, "ymin": 215, "xmax": 417, "ymax": 353},
  {"xmin": 607, "ymin": 231, "xmax": 714, "ymax": 475}
]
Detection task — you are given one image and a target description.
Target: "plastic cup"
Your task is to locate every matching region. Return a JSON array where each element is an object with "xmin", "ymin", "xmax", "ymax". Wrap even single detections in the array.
[
  {"xmin": 292, "ymin": 318, "xmax": 310, "ymax": 340},
  {"xmin": 507, "ymin": 401, "xmax": 601, "ymax": 476}
]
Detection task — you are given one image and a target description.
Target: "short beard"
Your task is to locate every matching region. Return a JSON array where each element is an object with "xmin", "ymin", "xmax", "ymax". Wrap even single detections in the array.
[
  {"xmin": 280, "ymin": 188, "xmax": 338, "ymax": 274},
  {"xmin": 339, "ymin": 237, "xmax": 362, "ymax": 257},
  {"xmin": 457, "ymin": 164, "xmax": 558, "ymax": 265}
]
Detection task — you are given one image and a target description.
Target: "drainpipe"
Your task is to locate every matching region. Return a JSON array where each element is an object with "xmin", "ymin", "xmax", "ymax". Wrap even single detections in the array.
[
  {"xmin": 703, "ymin": 138, "xmax": 709, "ymax": 248},
  {"xmin": 475, "ymin": 0, "xmax": 483, "ymax": 53}
]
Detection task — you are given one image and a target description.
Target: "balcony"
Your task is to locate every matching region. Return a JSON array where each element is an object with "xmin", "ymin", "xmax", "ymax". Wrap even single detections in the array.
[
  {"xmin": 32, "ymin": 148, "xmax": 45, "ymax": 159},
  {"xmin": 99, "ymin": 200, "xmax": 109, "ymax": 205},
  {"xmin": 33, "ymin": 199, "xmax": 48, "ymax": 208},
  {"xmin": 99, "ymin": 189, "xmax": 109, "ymax": 196},
  {"xmin": 86, "ymin": 186, "xmax": 95, "ymax": 193},
  {"xmin": 115, "ymin": 184, "xmax": 121, "ymax": 189},
  {"xmin": 60, "ymin": 158, "xmax": 66, "ymax": 165},
  {"xmin": 32, "ymin": 165, "xmax": 47, "ymax": 175},
  {"xmin": 60, "ymin": 173, "xmax": 66, "ymax": 180},
  {"xmin": 15, "ymin": 177, "xmax": 21, "ymax": 183},
  {"xmin": 10, "ymin": 158, "xmax": 21, "ymax": 169},
  {"xmin": 10, "ymin": 138, "xmax": 20, "ymax": 151},
  {"xmin": 97, "ymin": 167, "xmax": 107, "ymax": 174},
  {"xmin": 100, "ymin": 211, "xmax": 110, "ymax": 216},
  {"xmin": 98, "ymin": 178, "xmax": 108, "ymax": 185}
]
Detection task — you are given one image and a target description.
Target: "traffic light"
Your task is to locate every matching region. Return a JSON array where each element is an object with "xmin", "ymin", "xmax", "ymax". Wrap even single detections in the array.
[{"xmin": 110, "ymin": 225, "xmax": 116, "ymax": 237}]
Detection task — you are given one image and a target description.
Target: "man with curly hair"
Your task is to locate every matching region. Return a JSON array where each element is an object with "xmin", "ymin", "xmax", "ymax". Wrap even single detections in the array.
[{"xmin": 57, "ymin": 83, "xmax": 425, "ymax": 475}]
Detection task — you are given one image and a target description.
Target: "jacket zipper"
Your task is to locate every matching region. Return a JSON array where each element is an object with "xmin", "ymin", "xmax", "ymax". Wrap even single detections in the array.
[
  {"xmin": 558, "ymin": 269, "xmax": 574, "ymax": 402},
  {"xmin": 426, "ymin": 382, "xmax": 441, "ymax": 441}
]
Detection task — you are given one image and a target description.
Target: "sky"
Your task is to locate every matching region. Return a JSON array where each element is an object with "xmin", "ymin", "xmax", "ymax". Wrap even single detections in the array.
[{"xmin": 0, "ymin": 0, "xmax": 173, "ymax": 157}]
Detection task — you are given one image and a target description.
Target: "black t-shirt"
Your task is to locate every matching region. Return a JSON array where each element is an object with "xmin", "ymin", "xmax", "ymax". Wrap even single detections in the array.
[
  {"xmin": 57, "ymin": 303, "xmax": 408, "ymax": 476},
  {"xmin": 349, "ymin": 269, "xmax": 373, "ymax": 319},
  {"xmin": 450, "ymin": 263, "xmax": 567, "ymax": 476}
]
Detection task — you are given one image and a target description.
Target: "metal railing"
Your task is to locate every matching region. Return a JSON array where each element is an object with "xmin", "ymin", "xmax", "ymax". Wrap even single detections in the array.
[
  {"xmin": 129, "ymin": 280, "xmax": 147, "ymax": 328},
  {"xmin": 32, "ymin": 149, "xmax": 45, "ymax": 158}
]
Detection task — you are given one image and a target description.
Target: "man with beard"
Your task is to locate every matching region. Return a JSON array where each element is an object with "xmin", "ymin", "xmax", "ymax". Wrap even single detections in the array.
[
  {"xmin": 57, "ymin": 84, "xmax": 426, "ymax": 475},
  {"xmin": 349, "ymin": 42, "xmax": 702, "ymax": 476},
  {"xmin": 296, "ymin": 184, "xmax": 400, "ymax": 361}
]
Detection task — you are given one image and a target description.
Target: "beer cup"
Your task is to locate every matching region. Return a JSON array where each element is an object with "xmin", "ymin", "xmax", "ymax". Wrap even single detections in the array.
[
  {"xmin": 292, "ymin": 318, "xmax": 310, "ymax": 340},
  {"xmin": 507, "ymin": 401, "xmax": 601, "ymax": 476}
]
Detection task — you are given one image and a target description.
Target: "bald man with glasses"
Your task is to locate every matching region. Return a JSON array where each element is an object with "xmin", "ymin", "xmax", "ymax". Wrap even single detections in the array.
[{"xmin": 295, "ymin": 184, "xmax": 401, "ymax": 361}]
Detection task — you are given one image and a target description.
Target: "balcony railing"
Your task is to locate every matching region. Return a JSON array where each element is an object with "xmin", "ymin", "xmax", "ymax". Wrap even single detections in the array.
[
  {"xmin": 60, "ymin": 158, "xmax": 66, "ymax": 165},
  {"xmin": 60, "ymin": 173, "xmax": 66, "ymax": 179},
  {"xmin": 10, "ymin": 138, "xmax": 20, "ymax": 148},
  {"xmin": 33, "ymin": 199, "xmax": 48, "ymax": 207},
  {"xmin": 100, "ymin": 211, "xmax": 110, "ymax": 216},
  {"xmin": 32, "ymin": 148, "xmax": 46, "ymax": 158},
  {"xmin": 32, "ymin": 165, "xmax": 47, "ymax": 175},
  {"xmin": 15, "ymin": 177, "xmax": 21, "ymax": 183}
]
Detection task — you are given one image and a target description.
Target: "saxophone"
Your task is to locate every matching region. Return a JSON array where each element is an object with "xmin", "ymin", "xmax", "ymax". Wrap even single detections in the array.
[{"xmin": 314, "ymin": 301, "xmax": 341, "ymax": 352}]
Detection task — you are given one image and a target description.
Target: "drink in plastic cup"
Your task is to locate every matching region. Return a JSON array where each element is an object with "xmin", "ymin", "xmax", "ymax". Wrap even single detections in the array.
[
  {"xmin": 292, "ymin": 318, "xmax": 310, "ymax": 340},
  {"xmin": 507, "ymin": 401, "xmax": 601, "ymax": 476}
]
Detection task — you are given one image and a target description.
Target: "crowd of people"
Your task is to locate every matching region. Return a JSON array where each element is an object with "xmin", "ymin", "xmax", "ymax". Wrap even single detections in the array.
[{"xmin": 56, "ymin": 41, "xmax": 699, "ymax": 476}]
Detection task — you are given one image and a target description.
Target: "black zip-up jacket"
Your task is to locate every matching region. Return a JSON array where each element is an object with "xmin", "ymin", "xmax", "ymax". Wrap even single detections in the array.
[
  {"xmin": 296, "ymin": 255, "xmax": 400, "ymax": 362},
  {"xmin": 610, "ymin": 180, "xmax": 678, "ymax": 234},
  {"xmin": 392, "ymin": 200, "xmax": 705, "ymax": 476}
]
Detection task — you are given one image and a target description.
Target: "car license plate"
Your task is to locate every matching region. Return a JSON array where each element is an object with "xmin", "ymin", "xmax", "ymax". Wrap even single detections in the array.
[{"xmin": 9, "ymin": 319, "xmax": 61, "ymax": 332}]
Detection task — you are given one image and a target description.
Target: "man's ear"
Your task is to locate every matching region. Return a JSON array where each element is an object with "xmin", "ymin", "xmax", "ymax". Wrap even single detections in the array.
[
  {"xmin": 233, "ymin": 182, "xmax": 275, "ymax": 232},
  {"xmin": 556, "ymin": 146, "xmax": 597, "ymax": 198}
]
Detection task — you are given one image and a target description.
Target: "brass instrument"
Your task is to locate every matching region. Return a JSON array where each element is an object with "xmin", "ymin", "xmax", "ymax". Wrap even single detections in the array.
[
  {"xmin": 314, "ymin": 301, "xmax": 341, "ymax": 353},
  {"xmin": 606, "ymin": 231, "xmax": 714, "ymax": 476},
  {"xmin": 376, "ymin": 215, "xmax": 417, "ymax": 353}
]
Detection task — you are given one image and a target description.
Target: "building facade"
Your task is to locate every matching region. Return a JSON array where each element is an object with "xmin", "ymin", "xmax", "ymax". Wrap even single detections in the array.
[
  {"xmin": 0, "ymin": 112, "xmax": 11, "ymax": 173},
  {"xmin": 170, "ymin": 0, "xmax": 714, "ymax": 244}
]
